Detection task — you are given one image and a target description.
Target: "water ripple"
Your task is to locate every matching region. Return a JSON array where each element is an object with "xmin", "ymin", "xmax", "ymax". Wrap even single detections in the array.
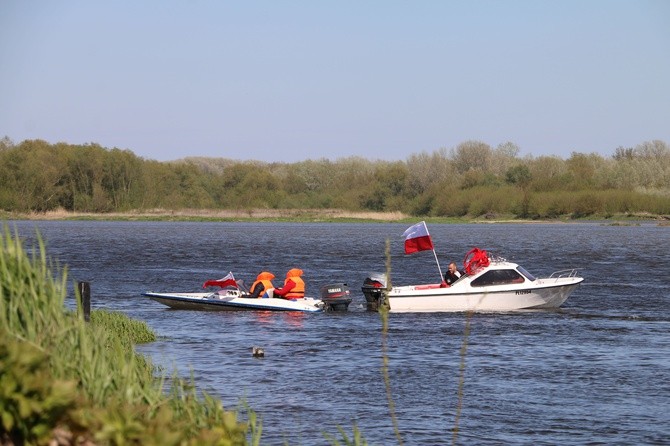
[{"xmin": 8, "ymin": 220, "xmax": 670, "ymax": 445}]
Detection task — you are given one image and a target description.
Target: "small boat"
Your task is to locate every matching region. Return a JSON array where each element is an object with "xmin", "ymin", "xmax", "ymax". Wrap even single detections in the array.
[
  {"xmin": 143, "ymin": 283, "xmax": 352, "ymax": 313},
  {"xmin": 143, "ymin": 289, "xmax": 325, "ymax": 312},
  {"xmin": 361, "ymin": 248, "xmax": 584, "ymax": 313}
]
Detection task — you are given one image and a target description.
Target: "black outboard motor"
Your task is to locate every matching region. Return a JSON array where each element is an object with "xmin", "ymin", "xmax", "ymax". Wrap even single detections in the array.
[
  {"xmin": 319, "ymin": 283, "xmax": 352, "ymax": 311},
  {"xmin": 361, "ymin": 274, "xmax": 386, "ymax": 311}
]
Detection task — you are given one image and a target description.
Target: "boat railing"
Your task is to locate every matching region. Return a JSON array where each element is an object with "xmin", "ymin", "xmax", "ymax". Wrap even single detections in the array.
[
  {"xmin": 488, "ymin": 254, "xmax": 507, "ymax": 263},
  {"xmin": 548, "ymin": 269, "xmax": 580, "ymax": 280}
]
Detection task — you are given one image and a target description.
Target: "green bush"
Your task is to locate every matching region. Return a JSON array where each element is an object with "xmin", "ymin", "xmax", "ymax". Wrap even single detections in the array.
[
  {"xmin": 571, "ymin": 192, "xmax": 604, "ymax": 219},
  {"xmin": 0, "ymin": 332, "xmax": 79, "ymax": 445}
]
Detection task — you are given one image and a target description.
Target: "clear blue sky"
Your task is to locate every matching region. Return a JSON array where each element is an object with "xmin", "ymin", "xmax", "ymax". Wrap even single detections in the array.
[{"xmin": 1, "ymin": 1, "xmax": 668, "ymax": 162}]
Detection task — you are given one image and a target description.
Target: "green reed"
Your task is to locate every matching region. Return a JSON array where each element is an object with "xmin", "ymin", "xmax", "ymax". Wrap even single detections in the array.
[{"xmin": 380, "ymin": 239, "xmax": 402, "ymax": 445}]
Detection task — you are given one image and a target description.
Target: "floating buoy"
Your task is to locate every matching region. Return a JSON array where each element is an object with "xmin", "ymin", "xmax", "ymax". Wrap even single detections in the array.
[{"xmin": 252, "ymin": 346, "xmax": 264, "ymax": 358}]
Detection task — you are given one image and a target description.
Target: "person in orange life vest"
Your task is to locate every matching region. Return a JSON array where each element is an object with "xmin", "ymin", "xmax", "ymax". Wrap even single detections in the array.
[
  {"xmin": 246, "ymin": 271, "xmax": 275, "ymax": 298},
  {"xmin": 273, "ymin": 268, "xmax": 305, "ymax": 300}
]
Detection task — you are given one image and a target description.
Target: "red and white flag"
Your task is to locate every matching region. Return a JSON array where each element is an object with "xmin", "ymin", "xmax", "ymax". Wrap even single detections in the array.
[
  {"xmin": 402, "ymin": 221, "xmax": 434, "ymax": 254},
  {"xmin": 203, "ymin": 272, "xmax": 238, "ymax": 289}
]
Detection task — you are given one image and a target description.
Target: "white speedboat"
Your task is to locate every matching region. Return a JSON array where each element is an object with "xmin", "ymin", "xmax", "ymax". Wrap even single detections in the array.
[
  {"xmin": 362, "ymin": 250, "xmax": 583, "ymax": 313},
  {"xmin": 143, "ymin": 283, "xmax": 352, "ymax": 313},
  {"xmin": 143, "ymin": 289, "xmax": 325, "ymax": 313}
]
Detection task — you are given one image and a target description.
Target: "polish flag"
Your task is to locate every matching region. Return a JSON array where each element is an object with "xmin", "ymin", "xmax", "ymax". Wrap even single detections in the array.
[
  {"xmin": 402, "ymin": 221, "xmax": 434, "ymax": 254},
  {"xmin": 203, "ymin": 272, "xmax": 238, "ymax": 289}
]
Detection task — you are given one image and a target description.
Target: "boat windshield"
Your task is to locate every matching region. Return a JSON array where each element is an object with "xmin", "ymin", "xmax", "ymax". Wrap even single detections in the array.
[
  {"xmin": 517, "ymin": 266, "xmax": 536, "ymax": 281},
  {"xmin": 471, "ymin": 269, "xmax": 525, "ymax": 287}
]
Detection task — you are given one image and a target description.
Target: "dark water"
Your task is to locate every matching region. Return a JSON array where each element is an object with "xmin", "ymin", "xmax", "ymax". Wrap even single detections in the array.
[{"xmin": 8, "ymin": 221, "xmax": 670, "ymax": 445}]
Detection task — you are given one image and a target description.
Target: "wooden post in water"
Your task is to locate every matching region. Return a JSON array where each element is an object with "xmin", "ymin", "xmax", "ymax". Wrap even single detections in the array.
[{"xmin": 78, "ymin": 281, "xmax": 91, "ymax": 322}]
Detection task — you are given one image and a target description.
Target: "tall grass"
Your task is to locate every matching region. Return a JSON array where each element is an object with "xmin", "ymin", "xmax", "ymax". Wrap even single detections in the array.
[
  {"xmin": 0, "ymin": 225, "xmax": 255, "ymax": 445},
  {"xmin": 89, "ymin": 310, "xmax": 157, "ymax": 348}
]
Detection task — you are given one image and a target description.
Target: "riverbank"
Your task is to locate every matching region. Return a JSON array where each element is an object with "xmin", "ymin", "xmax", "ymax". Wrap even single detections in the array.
[{"xmin": 1, "ymin": 208, "xmax": 668, "ymax": 224}]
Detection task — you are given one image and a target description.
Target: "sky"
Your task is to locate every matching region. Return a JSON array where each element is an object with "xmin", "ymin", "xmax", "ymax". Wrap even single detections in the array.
[{"xmin": 1, "ymin": 1, "xmax": 669, "ymax": 163}]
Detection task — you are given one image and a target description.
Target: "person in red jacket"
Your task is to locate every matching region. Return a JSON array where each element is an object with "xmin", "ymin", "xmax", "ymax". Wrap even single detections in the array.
[{"xmin": 273, "ymin": 268, "xmax": 305, "ymax": 300}]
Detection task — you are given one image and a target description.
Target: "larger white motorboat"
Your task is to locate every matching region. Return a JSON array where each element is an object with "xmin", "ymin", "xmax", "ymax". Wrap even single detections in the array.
[{"xmin": 362, "ymin": 248, "xmax": 584, "ymax": 313}]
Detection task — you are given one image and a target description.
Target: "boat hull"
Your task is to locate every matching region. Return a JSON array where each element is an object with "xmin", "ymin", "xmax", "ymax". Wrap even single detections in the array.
[
  {"xmin": 143, "ymin": 292, "xmax": 324, "ymax": 313},
  {"xmin": 385, "ymin": 278, "xmax": 583, "ymax": 313}
]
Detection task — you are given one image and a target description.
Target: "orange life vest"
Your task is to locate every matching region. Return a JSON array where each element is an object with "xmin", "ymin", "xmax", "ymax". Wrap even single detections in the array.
[
  {"xmin": 250, "ymin": 271, "xmax": 275, "ymax": 298},
  {"xmin": 285, "ymin": 277, "xmax": 305, "ymax": 298},
  {"xmin": 284, "ymin": 268, "xmax": 305, "ymax": 298},
  {"xmin": 251, "ymin": 279, "xmax": 274, "ymax": 295}
]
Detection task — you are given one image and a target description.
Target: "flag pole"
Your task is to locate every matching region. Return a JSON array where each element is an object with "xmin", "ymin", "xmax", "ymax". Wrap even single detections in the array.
[
  {"xmin": 420, "ymin": 221, "xmax": 444, "ymax": 282},
  {"xmin": 404, "ymin": 221, "xmax": 445, "ymax": 283},
  {"xmin": 432, "ymin": 248, "xmax": 444, "ymax": 282}
]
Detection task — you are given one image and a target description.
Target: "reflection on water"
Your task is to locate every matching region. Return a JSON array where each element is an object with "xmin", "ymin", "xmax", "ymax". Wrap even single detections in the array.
[
  {"xmin": 8, "ymin": 220, "xmax": 670, "ymax": 445},
  {"xmin": 252, "ymin": 310, "xmax": 306, "ymax": 328}
]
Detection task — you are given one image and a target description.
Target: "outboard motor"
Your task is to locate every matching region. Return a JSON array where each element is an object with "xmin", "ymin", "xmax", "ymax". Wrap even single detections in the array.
[
  {"xmin": 361, "ymin": 274, "xmax": 386, "ymax": 311},
  {"xmin": 319, "ymin": 283, "xmax": 352, "ymax": 311}
]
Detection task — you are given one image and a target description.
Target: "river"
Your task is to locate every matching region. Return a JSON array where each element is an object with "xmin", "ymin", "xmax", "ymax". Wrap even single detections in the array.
[{"xmin": 7, "ymin": 220, "xmax": 670, "ymax": 445}]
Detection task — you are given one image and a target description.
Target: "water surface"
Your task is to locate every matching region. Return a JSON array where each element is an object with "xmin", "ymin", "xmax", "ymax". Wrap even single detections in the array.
[{"xmin": 9, "ymin": 221, "xmax": 670, "ymax": 445}]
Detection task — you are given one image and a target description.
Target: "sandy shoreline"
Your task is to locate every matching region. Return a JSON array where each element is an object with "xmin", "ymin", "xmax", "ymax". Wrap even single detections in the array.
[
  {"xmin": 2, "ymin": 208, "xmax": 667, "ymax": 224},
  {"xmin": 3, "ymin": 208, "xmax": 410, "ymax": 222}
]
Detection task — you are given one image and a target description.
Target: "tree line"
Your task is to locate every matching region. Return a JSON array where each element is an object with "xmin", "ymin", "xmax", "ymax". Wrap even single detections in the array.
[{"xmin": 1, "ymin": 136, "xmax": 669, "ymax": 219}]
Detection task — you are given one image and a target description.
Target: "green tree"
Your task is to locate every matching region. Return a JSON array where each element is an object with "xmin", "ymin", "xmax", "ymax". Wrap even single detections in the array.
[
  {"xmin": 0, "ymin": 136, "xmax": 14, "ymax": 151},
  {"xmin": 506, "ymin": 164, "xmax": 533, "ymax": 217},
  {"xmin": 101, "ymin": 149, "xmax": 144, "ymax": 210},
  {"xmin": 405, "ymin": 149, "xmax": 457, "ymax": 196},
  {"xmin": 5, "ymin": 140, "xmax": 69, "ymax": 211},
  {"xmin": 565, "ymin": 152, "xmax": 608, "ymax": 190},
  {"xmin": 62, "ymin": 143, "xmax": 109, "ymax": 211},
  {"xmin": 613, "ymin": 146, "xmax": 634, "ymax": 161},
  {"xmin": 505, "ymin": 164, "xmax": 532, "ymax": 188},
  {"xmin": 491, "ymin": 141, "xmax": 521, "ymax": 176},
  {"xmin": 452, "ymin": 140, "xmax": 493, "ymax": 173},
  {"xmin": 528, "ymin": 155, "xmax": 569, "ymax": 192}
]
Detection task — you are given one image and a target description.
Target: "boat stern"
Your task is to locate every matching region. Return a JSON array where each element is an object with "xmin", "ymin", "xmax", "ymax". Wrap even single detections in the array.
[
  {"xmin": 319, "ymin": 283, "xmax": 352, "ymax": 311},
  {"xmin": 361, "ymin": 276, "xmax": 386, "ymax": 311}
]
